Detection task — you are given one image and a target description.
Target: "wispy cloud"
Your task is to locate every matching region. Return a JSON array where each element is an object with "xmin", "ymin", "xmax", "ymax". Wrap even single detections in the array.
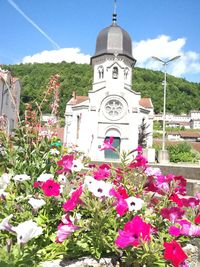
[
  {"xmin": 133, "ymin": 35, "xmax": 200, "ymax": 78},
  {"xmin": 22, "ymin": 48, "xmax": 90, "ymax": 64},
  {"xmin": 7, "ymin": 0, "xmax": 60, "ymax": 49}
]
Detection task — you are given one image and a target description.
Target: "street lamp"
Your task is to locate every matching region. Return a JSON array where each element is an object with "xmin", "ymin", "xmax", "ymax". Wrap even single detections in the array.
[{"xmin": 152, "ymin": 56, "xmax": 181, "ymax": 162}]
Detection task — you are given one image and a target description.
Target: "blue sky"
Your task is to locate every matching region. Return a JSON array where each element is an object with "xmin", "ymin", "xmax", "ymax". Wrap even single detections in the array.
[{"xmin": 1, "ymin": 0, "xmax": 200, "ymax": 83}]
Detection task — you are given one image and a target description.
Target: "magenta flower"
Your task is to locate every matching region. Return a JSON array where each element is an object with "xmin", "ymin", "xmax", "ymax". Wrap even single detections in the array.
[
  {"xmin": 62, "ymin": 186, "xmax": 83, "ymax": 212},
  {"xmin": 109, "ymin": 188, "xmax": 128, "ymax": 217},
  {"xmin": 128, "ymin": 154, "xmax": 148, "ymax": 169},
  {"xmin": 181, "ymin": 197, "xmax": 200, "ymax": 208},
  {"xmin": 136, "ymin": 146, "xmax": 143, "ymax": 153},
  {"xmin": 41, "ymin": 179, "xmax": 60, "ymax": 197},
  {"xmin": 169, "ymin": 219, "xmax": 200, "ymax": 237},
  {"xmin": 57, "ymin": 154, "xmax": 74, "ymax": 174},
  {"xmin": 93, "ymin": 163, "xmax": 111, "ymax": 180},
  {"xmin": 169, "ymin": 194, "xmax": 184, "ymax": 207},
  {"xmin": 115, "ymin": 215, "xmax": 151, "ymax": 248},
  {"xmin": 161, "ymin": 207, "xmax": 185, "ymax": 223},
  {"xmin": 100, "ymin": 137, "xmax": 115, "ymax": 151},
  {"xmin": 164, "ymin": 240, "xmax": 188, "ymax": 267},
  {"xmin": 173, "ymin": 175, "xmax": 187, "ymax": 195}
]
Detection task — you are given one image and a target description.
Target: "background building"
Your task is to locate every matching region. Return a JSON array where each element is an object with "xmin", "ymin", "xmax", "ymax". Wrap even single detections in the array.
[{"xmin": 0, "ymin": 68, "xmax": 21, "ymax": 133}]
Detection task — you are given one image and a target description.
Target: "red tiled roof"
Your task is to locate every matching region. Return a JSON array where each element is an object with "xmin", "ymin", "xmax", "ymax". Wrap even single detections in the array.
[
  {"xmin": 167, "ymin": 131, "xmax": 200, "ymax": 138},
  {"xmin": 139, "ymin": 98, "xmax": 153, "ymax": 109},
  {"xmin": 180, "ymin": 132, "xmax": 200, "ymax": 138},
  {"xmin": 68, "ymin": 96, "xmax": 89, "ymax": 105}
]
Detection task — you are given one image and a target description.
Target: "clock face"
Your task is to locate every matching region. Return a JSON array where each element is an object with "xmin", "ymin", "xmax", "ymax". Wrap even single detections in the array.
[{"xmin": 103, "ymin": 96, "xmax": 127, "ymax": 120}]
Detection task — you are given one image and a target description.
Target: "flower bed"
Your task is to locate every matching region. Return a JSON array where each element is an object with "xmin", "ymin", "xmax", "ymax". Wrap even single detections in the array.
[{"xmin": 0, "ymin": 130, "xmax": 200, "ymax": 267}]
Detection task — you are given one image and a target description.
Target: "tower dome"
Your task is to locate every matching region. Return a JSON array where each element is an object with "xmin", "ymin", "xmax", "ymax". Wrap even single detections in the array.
[
  {"xmin": 94, "ymin": 24, "xmax": 133, "ymax": 59},
  {"xmin": 91, "ymin": 12, "xmax": 135, "ymax": 63}
]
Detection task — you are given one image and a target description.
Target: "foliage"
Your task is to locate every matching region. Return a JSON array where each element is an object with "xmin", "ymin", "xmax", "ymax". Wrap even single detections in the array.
[
  {"xmin": 3, "ymin": 63, "xmax": 200, "ymax": 118},
  {"xmin": 167, "ymin": 142, "xmax": 200, "ymax": 163},
  {"xmin": 138, "ymin": 118, "xmax": 150, "ymax": 148},
  {"xmin": 0, "ymin": 127, "xmax": 200, "ymax": 267}
]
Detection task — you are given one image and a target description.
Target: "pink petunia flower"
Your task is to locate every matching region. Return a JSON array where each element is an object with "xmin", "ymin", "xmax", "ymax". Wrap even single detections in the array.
[
  {"xmin": 100, "ymin": 137, "xmax": 116, "ymax": 151},
  {"xmin": 116, "ymin": 186, "xmax": 129, "ymax": 199},
  {"xmin": 128, "ymin": 154, "xmax": 148, "ymax": 169},
  {"xmin": 195, "ymin": 214, "xmax": 200, "ymax": 224},
  {"xmin": 33, "ymin": 181, "xmax": 43, "ymax": 188},
  {"xmin": 145, "ymin": 167, "xmax": 162, "ymax": 177},
  {"xmin": 169, "ymin": 194, "xmax": 184, "ymax": 207},
  {"xmin": 164, "ymin": 240, "xmax": 188, "ymax": 267},
  {"xmin": 161, "ymin": 207, "xmax": 185, "ymax": 223},
  {"xmin": 56, "ymin": 217, "xmax": 78, "ymax": 243},
  {"xmin": 93, "ymin": 163, "xmax": 111, "ymax": 180},
  {"xmin": 41, "ymin": 179, "xmax": 60, "ymax": 197},
  {"xmin": 109, "ymin": 188, "xmax": 128, "ymax": 217},
  {"xmin": 181, "ymin": 197, "xmax": 200, "ymax": 208},
  {"xmin": 62, "ymin": 186, "xmax": 83, "ymax": 212},
  {"xmin": 115, "ymin": 215, "xmax": 151, "ymax": 248},
  {"xmin": 57, "ymin": 154, "xmax": 74, "ymax": 174},
  {"xmin": 169, "ymin": 219, "xmax": 200, "ymax": 237},
  {"xmin": 173, "ymin": 175, "xmax": 187, "ymax": 195}
]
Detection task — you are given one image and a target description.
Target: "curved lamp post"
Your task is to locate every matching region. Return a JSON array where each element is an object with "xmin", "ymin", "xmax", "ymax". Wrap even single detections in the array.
[{"xmin": 152, "ymin": 56, "xmax": 181, "ymax": 163}]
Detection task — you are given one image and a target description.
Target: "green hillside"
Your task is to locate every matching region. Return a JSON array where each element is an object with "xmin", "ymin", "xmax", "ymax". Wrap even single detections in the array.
[{"xmin": 3, "ymin": 62, "xmax": 200, "ymax": 117}]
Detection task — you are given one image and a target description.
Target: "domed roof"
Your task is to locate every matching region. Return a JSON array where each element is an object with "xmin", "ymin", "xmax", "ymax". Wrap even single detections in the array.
[{"xmin": 92, "ymin": 21, "xmax": 134, "ymax": 61}]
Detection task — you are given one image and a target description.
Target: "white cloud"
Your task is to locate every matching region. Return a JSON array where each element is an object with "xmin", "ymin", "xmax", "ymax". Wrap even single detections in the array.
[
  {"xmin": 133, "ymin": 35, "xmax": 200, "ymax": 78},
  {"xmin": 22, "ymin": 48, "xmax": 90, "ymax": 64}
]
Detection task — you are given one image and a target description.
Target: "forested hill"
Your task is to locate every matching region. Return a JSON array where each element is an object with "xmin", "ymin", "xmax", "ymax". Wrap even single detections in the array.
[{"xmin": 4, "ymin": 62, "xmax": 200, "ymax": 117}]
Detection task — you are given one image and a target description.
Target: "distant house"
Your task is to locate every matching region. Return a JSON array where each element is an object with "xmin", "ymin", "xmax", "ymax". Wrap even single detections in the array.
[
  {"xmin": 0, "ymin": 68, "xmax": 21, "ymax": 133},
  {"xmin": 166, "ymin": 121, "xmax": 191, "ymax": 129},
  {"xmin": 154, "ymin": 111, "xmax": 200, "ymax": 129},
  {"xmin": 189, "ymin": 110, "xmax": 200, "ymax": 120},
  {"xmin": 190, "ymin": 119, "xmax": 200, "ymax": 129},
  {"xmin": 167, "ymin": 131, "xmax": 200, "ymax": 142}
]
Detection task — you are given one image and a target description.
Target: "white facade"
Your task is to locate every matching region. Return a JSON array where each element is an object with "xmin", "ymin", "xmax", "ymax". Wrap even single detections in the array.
[
  {"xmin": 64, "ymin": 19, "xmax": 154, "ymax": 161},
  {"xmin": 190, "ymin": 110, "xmax": 200, "ymax": 120},
  {"xmin": 190, "ymin": 119, "xmax": 200, "ymax": 129},
  {"xmin": 0, "ymin": 68, "xmax": 21, "ymax": 133}
]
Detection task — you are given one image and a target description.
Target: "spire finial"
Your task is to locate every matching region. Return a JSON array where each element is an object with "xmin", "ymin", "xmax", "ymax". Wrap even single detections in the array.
[{"xmin": 112, "ymin": 0, "xmax": 117, "ymax": 24}]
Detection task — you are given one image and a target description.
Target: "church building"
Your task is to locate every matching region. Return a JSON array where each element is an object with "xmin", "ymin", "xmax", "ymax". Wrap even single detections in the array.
[{"xmin": 64, "ymin": 10, "xmax": 154, "ymax": 161}]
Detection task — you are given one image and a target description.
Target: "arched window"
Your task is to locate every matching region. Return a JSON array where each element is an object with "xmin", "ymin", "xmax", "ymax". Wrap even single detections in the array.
[
  {"xmin": 98, "ymin": 66, "xmax": 104, "ymax": 79},
  {"xmin": 124, "ymin": 67, "xmax": 129, "ymax": 79},
  {"xmin": 112, "ymin": 67, "xmax": 118, "ymax": 79},
  {"xmin": 76, "ymin": 115, "xmax": 80, "ymax": 139}
]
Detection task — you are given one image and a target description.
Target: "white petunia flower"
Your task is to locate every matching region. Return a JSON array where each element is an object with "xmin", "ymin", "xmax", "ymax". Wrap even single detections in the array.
[
  {"xmin": 57, "ymin": 175, "xmax": 69, "ymax": 185},
  {"xmin": 12, "ymin": 174, "xmax": 31, "ymax": 182},
  {"xmin": 50, "ymin": 148, "xmax": 60, "ymax": 155},
  {"xmin": 12, "ymin": 220, "xmax": 43, "ymax": 244},
  {"xmin": 0, "ymin": 214, "xmax": 13, "ymax": 231},
  {"xmin": 0, "ymin": 189, "xmax": 7, "ymax": 197},
  {"xmin": 71, "ymin": 159, "xmax": 84, "ymax": 172},
  {"xmin": 87, "ymin": 179, "xmax": 113, "ymax": 198},
  {"xmin": 37, "ymin": 173, "xmax": 53, "ymax": 182},
  {"xmin": 0, "ymin": 173, "xmax": 11, "ymax": 189},
  {"xmin": 125, "ymin": 196, "xmax": 144, "ymax": 211},
  {"xmin": 84, "ymin": 176, "xmax": 95, "ymax": 188},
  {"xmin": 28, "ymin": 198, "xmax": 46, "ymax": 210}
]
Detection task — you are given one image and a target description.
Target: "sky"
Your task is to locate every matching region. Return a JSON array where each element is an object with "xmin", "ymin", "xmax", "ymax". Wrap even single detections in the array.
[{"xmin": 0, "ymin": 0, "xmax": 200, "ymax": 83}]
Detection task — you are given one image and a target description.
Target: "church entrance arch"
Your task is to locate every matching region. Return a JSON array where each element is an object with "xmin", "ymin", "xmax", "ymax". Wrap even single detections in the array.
[{"xmin": 104, "ymin": 128, "xmax": 121, "ymax": 160}]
